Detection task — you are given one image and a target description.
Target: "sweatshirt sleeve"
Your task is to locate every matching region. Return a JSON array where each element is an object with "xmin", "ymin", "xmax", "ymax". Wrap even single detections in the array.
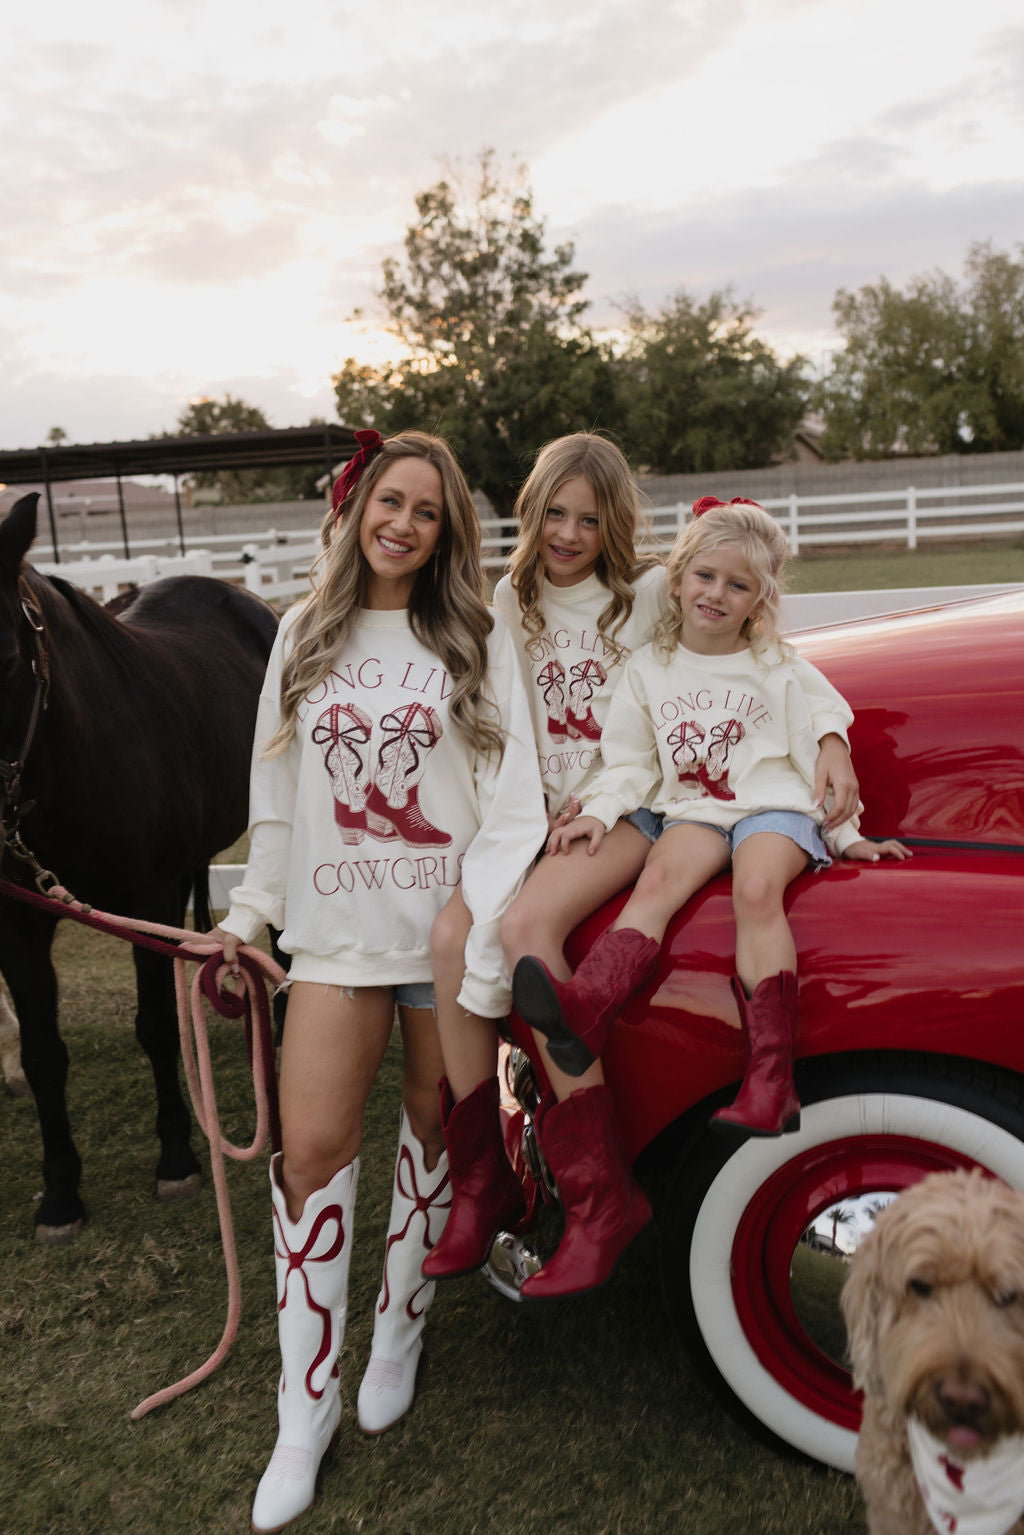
[
  {"xmin": 578, "ymin": 656, "xmax": 661, "ymax": 832},
  {"xmin": 456, "ymin": 617, "xmax": 548, "ymax": 1018},
  {"xmin": 221, "ymin": 619, "xmax": 300, "ymax": 945},
  {"xmin": 791, "ymin": 653, "xmax": 854, "ymax": 746}
]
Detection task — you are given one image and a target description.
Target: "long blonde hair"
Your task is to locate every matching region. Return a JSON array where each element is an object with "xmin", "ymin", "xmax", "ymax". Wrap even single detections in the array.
[
  {"xmin": 508, "ymin": 433, "xmax": 657, "ymax": 659},
  {"xmin": 653, "ymin": 499, "xmax": 790, "ymax": 660},
  {"xmin": 266, "ymin": 431, "xmax": 502, "ymax": 758}
]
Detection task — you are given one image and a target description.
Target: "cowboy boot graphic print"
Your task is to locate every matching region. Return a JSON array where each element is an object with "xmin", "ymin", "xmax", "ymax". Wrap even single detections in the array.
[
  {"xmin": 537, "ymin": 661, "xmax": 568, "ymax": 742},
  {"xmin": 366, "ymin": 703, "xmax": 452, "ymax": 848},
  {"xmin": 566, "ymin": 658, "xmax": 606, "ymax": 741},
  {"xmin": 670, "ymin": 716, "xmax": 745, "ymax": 801},
  {"xmin": 312, "ymin": 702, "xmax": 382, "ymax": 844}
]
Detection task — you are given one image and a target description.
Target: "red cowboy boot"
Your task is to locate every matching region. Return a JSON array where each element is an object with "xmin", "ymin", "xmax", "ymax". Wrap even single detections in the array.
[
  {"xmin": 421, "ymin": 1077, "xmax": 525, "ymax": 1279},
  {"xmin": 566, "ymin": 659, "xmax": 605, "ymax": 741},
  {"xmin": 512, "ymin": 927, "xmax": 660, "ymax": 1077},
  {"xmin": 521, "ymin": 1086, "xmax": 652, "ymax": 1300},
  {"xmin": 368, "ymin": 703, "xmax": 452, "ymax": 847},
  {"xmin": 711, "ymin": 972, "xmax": 801, "ymax": 1137}
]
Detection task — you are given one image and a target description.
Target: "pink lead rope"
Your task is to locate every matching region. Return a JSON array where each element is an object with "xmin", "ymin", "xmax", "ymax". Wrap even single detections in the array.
[{"xmin": 0, "ymin": 873, "xmax": 285, "ymax": 1420}]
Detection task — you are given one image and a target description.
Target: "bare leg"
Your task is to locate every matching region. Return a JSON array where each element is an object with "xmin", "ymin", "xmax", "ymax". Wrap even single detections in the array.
[
  {"xmin": 610, "ymin": 823, "xmax": 733, "ymax": 943},
  {"xmin": 397, "ymin": 1003, "xmax": 446, "ymax": 1170},
  {"xmin": 500, "ymin": 821, "xmax": 652, "ymax": 1098},
  {"xmin": 430, "ymin": 888, "xmax": 500, "ymax": 1101},
  {"xmin": 730, "ymin": 833, "xmax": 809, "ymax": 993},
  {"xmin": 276, "ymin": 981, "xmax": 394, "ymax": 1220}
]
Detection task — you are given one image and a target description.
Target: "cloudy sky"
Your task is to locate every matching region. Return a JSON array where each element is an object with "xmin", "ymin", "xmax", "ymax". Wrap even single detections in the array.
[{"xmin": 3, "ymin": 0, "xmax": 1022, "ymax": 450}]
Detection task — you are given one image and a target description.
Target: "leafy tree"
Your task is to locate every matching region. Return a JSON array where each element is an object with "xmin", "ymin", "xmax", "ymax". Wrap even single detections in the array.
[
  {"xmin": 169, "ymin": 395, "xmax": 322, "ymax": 502},
  {"xmin": 616, "ymin": 289, "xmax": 808, "ymax": 474},
  {"xmin": 332, "ymin": 152, "xmax": 615, "ymax": 517},
  {"xmin": 46, "ymin": 426, "xmax": 68, "ymax": 447},
  {"xmin": 816, "ymin": 241, "xmax": 1024, "ymax": 460}
]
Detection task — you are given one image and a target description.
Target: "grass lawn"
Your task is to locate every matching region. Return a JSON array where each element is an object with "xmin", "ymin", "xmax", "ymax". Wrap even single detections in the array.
[
  {"xmin": 0, "ymin": 920, "xmax": 867, "ymax": 1535},
  {"xmin": 784, "ymin": 536, "xmax": 1024, "ymax": 593}
]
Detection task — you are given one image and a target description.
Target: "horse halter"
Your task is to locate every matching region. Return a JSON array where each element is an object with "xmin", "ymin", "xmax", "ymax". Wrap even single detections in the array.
[{"xmin": 0, "ymin": 579, "xmax": 52, "ymax": 885}]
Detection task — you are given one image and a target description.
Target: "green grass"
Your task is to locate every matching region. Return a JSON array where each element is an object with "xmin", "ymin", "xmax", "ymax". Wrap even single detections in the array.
[
  {"xmin": 0, "ymin": 920, "xmax": 867, "ymax": 1534},
  {"xmin": 780, "ymin": 537, "xmax": 1024, "ymax": 593}
]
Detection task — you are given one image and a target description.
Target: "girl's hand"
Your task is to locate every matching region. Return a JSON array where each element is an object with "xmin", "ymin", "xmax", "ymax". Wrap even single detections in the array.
[
  {"xmin": 843, "ymin": 838, "xmax": 913, "ymax": 863},
  {"xmin": 814, "ymin": 733, "xmax": 860, "ymax": 829},
  {"xmin": 547, "ymin": 815, "xmax": 605, "ymax": 857},
  {"xmin": 547, "ymin": 793, "xmax": 582, "ymax": 834}
]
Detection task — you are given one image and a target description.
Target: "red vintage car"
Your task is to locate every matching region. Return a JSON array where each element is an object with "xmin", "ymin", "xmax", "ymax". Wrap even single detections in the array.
[{"xmin": 487, "ymin": 587, "xmax": 1024, "ymax": 1473}]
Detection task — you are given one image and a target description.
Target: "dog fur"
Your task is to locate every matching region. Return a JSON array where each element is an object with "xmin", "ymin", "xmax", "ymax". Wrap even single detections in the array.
[{"xmin": 842, "ymin": 1168, "xmax": 1024, "ymax": 1535}]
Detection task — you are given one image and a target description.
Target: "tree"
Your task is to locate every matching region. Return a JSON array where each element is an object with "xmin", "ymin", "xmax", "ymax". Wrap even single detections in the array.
[
  {"xmin": 332, "ymin": 153, "xmax": 615, "ymax": 517},
  {"xmin": 46, "ymin": 426, "xmax": 68, "ymax": 447},
  {"xmin": 169, "ymin": 395, "xmax": 322, "ymax": 502},
  {"xmin": 615, "ymin": 289, "xmax": 809, "ymax": 475},
  {"xmin": 816, "ymin": 241, "xmax": 1024, "ymax": 460},
  {"xmin": 825, "ymin": 1204, "xmax": 854, "ymax": 1253}
]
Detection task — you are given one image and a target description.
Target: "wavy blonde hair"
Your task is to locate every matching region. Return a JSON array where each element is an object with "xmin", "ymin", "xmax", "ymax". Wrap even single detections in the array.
[
  {"xmin": 653, "ymin": 499, "xmax": 791, "ymax": 660},
  {"xmin": 265, "ymin": 431, "xmax": 502, "ymax": 758},
  {"xmin": 507, "ymin": 433, "xmax": 658, "ymax": 660}
]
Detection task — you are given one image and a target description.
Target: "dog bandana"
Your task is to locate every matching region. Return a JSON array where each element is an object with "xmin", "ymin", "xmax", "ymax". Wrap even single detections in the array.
[{"xmin": 908, "ymin": 1417, "xmax": 1024, "ymax": 1535}]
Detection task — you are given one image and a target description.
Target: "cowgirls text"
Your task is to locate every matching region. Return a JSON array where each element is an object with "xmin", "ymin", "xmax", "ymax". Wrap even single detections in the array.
[{"xmin": 314, "ymin": 852, "xmax": 464, "ymax": 895}]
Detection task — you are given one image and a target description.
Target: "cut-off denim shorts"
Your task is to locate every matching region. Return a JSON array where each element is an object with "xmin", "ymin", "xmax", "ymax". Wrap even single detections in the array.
[
  {"xmin": 623, "ymin": 806, "xmax": 665, "ymax": 844},
  {"xmin": 286, "ymin": 951, "xmax": 436, "ymax": 1011},
  {"xmin": 662, "ymin": 808, "xmax": 832, "ymax": 872}
]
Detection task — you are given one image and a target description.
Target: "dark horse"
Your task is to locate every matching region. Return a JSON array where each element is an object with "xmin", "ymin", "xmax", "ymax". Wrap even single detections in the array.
[{"xmin": 0, "ymin": 493, "xmax": 278, "ymax": 1242}]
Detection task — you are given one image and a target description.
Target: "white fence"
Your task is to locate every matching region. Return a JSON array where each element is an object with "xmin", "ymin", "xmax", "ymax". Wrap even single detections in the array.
[
  {"xmin": 22, "ymin": 478, "xmax": 1024, "ymax": 606},
  {"xmin": 31, "ymin": 550, "xmax": 214, "ymax": 603}
]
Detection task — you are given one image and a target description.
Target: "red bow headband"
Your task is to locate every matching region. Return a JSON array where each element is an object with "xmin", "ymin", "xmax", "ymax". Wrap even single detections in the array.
[
  {"xmin": 332, "ymin": 429, "xmax": 384, "ymax": 522},
  {"xmin": 691, "ymin": 495, "xmax": 763, "ymax": 518}
]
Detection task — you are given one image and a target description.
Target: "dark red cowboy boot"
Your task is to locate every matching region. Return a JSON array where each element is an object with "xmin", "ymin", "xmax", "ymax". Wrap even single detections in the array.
[
  {"xmin": 421, "ymin": 1077, "xmax": 525, "ymax": 1280},
  {"xmin": 520, "ymin": 1085, "xmax": 652, "ymax": 1300},
  {"xmin": 512, "ymin": 927, "xmax": 660, "ymax": 1076},
  {"xmin": 711, "ymin": 971, "xmax": 801, "ymax": 1137}
]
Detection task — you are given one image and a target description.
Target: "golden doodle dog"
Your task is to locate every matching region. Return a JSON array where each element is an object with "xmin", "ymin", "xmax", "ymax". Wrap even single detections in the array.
[{"xmin": 842, "ymin": 1168, "xmax": 1024, "ymax": 1535}]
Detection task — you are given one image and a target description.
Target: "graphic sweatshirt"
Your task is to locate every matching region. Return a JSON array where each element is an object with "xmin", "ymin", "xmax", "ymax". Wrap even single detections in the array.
[
  {"xmin": 492, "ymin": 565, "xmax": 668, "ymax": 816},
  {"xmin": 582, "ymin": 639, "xmax": 862, "ymax": 854},
  {"xmin": 222, "ymin": 604, "xmax": 547, "ymax": 1016}
]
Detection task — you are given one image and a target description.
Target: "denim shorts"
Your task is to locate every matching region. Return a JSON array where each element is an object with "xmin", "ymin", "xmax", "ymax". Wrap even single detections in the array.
[
  {"xmin": 286, "ymin": 952, "xmax": 436, "ymax": 1010},
  {"xmin": 663, "ymin": 809, "xmax": 832, "ymax": 872},
  {"xmin": 623, "ymin": 806, "xmax": 665, "ymax": 844}
]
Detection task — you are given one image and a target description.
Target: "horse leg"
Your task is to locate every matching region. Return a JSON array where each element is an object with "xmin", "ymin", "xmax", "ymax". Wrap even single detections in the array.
[
  {"xmin": 0, "ymin": 911, "xmax": 85, "ymax": 1243},
  {"xmin": 0, "ymin": 981, "xmax": 29, "ymax": 1097},
  {"xmin": 132, "ymin": 944, "xmax": 202, "ymax": 1201}
]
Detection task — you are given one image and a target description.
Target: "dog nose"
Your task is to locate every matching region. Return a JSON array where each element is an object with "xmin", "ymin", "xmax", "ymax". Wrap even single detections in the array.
[{"xmin": 936, "ymin": 1378, "xmax": 990, "ymax": 1424}]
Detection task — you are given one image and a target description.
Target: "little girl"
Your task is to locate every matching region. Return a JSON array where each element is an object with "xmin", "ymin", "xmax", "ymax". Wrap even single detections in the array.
[
  {"xmin": 515, "ymin": 496, "xmax": 909, "ymax": 1155},
  {"xmin": 426, "ymin": 447, "xmax": 858, "ymax": 1303}
]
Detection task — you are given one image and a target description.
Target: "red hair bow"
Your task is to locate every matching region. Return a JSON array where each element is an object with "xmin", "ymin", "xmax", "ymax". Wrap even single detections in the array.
[
  {"xmin": 692, "ymin": 495, "xmax": 762, "ymax": 517},
  {"xmin": 332, "ymin": 429, "xmax": 384, "ymax": 521}
]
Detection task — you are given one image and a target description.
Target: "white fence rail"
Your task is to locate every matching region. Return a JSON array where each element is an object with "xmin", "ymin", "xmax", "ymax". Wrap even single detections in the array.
[
  {"xmin": 31, "ymin": 550, "xmax": 214, "ymax": 603},
  {"xmin": 23, "ymin": 479, "xmax": 1024, "ymax": 607}
]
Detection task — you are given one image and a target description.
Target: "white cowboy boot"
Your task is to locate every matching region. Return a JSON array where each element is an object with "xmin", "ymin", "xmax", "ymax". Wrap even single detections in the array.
[
  {"xmin": 252, "ymin": 1153, "xmax": 359, "ymax": 1533},
  {"xmin": 357, "ymin": 1109, "xmax": 450, "ymax": 1434}
]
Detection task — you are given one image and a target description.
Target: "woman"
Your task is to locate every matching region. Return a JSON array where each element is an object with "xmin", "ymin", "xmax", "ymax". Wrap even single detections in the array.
[{"xmin": 209, "ymin": 430, "xmax": 545, "ymax": 1532}]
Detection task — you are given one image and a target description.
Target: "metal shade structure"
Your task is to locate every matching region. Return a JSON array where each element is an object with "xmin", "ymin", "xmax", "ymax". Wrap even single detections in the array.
[{"xmin": 0, "ymin": 424, "xmax": 359, "ymax": 559}]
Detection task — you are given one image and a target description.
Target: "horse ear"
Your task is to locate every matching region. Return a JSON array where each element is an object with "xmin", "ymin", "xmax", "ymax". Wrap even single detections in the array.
[{"xmin": 0, "ymin": 494, "xmax": 39, "ymax": 574}]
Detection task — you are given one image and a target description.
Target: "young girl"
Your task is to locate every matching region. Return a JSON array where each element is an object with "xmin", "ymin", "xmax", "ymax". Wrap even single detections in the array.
[
  {"xmin": 425, "ymin": 442, "xmax": 858, "ymax": 1302},
  {"xmin": 209, "ymin": 431, "xmax": 545, "ymax": 1533},
  {"xmin": 514, "ymin": 496, "xmax": 909, "ymax": 1161}
]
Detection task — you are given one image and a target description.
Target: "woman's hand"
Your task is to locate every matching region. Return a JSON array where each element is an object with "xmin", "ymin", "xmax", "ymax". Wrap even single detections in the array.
[
  {"xmin": 814, "ymin": 733, "xmax": 860, "ymax": 829},
  {"xmin": 201, "ymin": 924, "xmax": 242, "ymax": 980},
  {"xmin": 546, "ymin": 814, "xmax": 605, "ymax": 857},
  {"xmin": 843, "ymin": 838, "xmax": 913, "ymax": 863}
]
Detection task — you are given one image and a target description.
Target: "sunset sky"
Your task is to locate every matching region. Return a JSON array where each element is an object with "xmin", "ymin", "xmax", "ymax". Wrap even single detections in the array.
[{"xmin": 3, "ymin": 0, "xmax": 1021, "ymax": 450}]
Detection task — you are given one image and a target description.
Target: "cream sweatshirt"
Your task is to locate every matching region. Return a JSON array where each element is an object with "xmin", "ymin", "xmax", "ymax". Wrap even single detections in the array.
[
  {"xmin": 582, "ymin": 639, "xmax": 862, "ymax": 854},
  {"xmin": 492, "ymin": 565, "xmax": 668, "ymax": 816},
  {"xmin": 222, "ymin": 604, "xmax": 547, "ymax": 1016}
]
